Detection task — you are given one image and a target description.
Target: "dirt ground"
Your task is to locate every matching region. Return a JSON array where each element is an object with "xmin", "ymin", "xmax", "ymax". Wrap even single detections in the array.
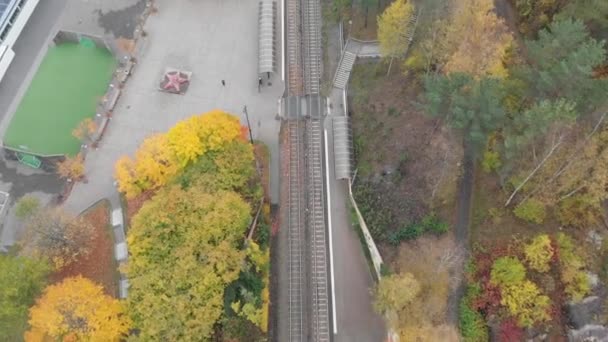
[
  {"xmin": 350, "ymin": 61, "xmax": 462, "ymax": 253},
  {"xmin": 50, "ymin": 201, "xmax": 117, "ymax": 297}
]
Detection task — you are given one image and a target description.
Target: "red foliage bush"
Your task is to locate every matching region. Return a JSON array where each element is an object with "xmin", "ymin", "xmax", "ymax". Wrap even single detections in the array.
[
  {"xmin": 474, "ymin": 282, "xmax": 502, "ymax": 315},
  {"xmin": 499, "ymin": 318, "xmax": 524, "ymax": 342}
]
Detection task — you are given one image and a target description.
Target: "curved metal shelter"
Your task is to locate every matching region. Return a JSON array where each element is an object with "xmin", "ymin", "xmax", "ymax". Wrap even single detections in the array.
[
  {"xmin": 333, "ymin": 116, "xmax": 353, "ymax": 180},
  {"xmin": 258, "ymin": 0, "xmax": 276, "ymax": 75}
]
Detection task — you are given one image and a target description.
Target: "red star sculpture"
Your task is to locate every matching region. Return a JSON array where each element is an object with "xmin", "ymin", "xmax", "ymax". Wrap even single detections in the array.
[{"xmin": 163, "ymin": 71, "xmax": 188, "ymax": 92}]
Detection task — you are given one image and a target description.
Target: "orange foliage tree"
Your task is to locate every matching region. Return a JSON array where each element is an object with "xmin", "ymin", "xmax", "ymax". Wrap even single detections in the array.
[
  {"xmin": 72, "ymin": 118, "xmax": 98, "ymax": 143},
  {"xmin": 25, "ymin": 276, "xmax": 130, "ymax": 341},
  {"xmin": 114, "ymin": 110, "xmax": 245, "ymax": 198},
  {"xmin": 56, "ymin": 154, "xmax": 85, "ymax": 182}
]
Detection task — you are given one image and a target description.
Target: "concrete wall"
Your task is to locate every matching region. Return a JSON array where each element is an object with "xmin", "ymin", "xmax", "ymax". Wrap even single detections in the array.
[{"xmin": 347, "ymin": 179, "xmax": 383, "ymax": 280}]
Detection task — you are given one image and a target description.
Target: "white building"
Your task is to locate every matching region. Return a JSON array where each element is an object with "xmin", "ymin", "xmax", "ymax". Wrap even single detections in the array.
[{"xmin": 0, "ymin": 0, "xmax": 40, "ymax": 82}]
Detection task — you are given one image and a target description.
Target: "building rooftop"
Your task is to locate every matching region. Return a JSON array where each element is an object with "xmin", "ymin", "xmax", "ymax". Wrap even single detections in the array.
[{"xmin": 0, "ymin": 0, "xmax": 19, "ymax": 37}]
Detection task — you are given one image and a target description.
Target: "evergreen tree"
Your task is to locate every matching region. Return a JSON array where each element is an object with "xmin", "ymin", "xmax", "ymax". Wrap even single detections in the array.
[
  {"xmin": 517, "ymin": 18, "xmax": 608, "ymax": 112},
  {"xmin": 423, "ymin": 72, "xmax": 506, "ymax": 149}
]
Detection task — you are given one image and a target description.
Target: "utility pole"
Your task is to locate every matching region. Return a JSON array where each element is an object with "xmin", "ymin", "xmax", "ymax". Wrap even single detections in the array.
[{"xmin": 243, "ymin": 105, "xmax": 254, "ymax": 145}]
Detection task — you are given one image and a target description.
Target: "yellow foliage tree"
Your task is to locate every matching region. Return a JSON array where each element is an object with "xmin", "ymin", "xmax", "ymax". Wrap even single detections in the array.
[
  {"xmin": 114, "ymin": 110, "xmax": 244, "ymax": 198},
  {"xmin": 25, "ymin": 276, "xmax": 130, "ymax": 341},
  {"xmin": 195, "ymin": 110, "xmax": 244, "ymax": 151},
  {"xmin": 443, "ymin": 0, "xmax": 512, "ymax": 78},
  {"xmin": 56, "ymin": 153, "xmax": 85, "ymax": 182},
  {"xmin": 524, "ymin": 234, "xmax": 554, "ymax": 273},
  {"xmin": 377, "ymin": 0, "xmax": 415, "ymax": 57},
  {"xmin": 114, "ymin": 156, "xmax": 140, "ymax": 198},
  {"xmin": 501, "ymin": 281, "xmax": 551, "ymax": 327},
  {"xmin": 114, "ymin": 134, "xmax": 178, "ymax": 198},
  {"xmin": 126, "ymin": 186, "xmax": 251, "ymax": 340},
  {"xmin": 166, "ymin": 118, "xmax": 203, "ymax": 167}
]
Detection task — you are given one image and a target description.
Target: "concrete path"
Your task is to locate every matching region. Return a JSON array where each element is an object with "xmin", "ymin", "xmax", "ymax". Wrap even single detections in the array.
[
  {"xmin": 63, "ymin": 0, "xmax": 284, "ymax": 214},
  {"xmin": 325, "ymin": 22, "xmax": 386, "ymax": 342}
]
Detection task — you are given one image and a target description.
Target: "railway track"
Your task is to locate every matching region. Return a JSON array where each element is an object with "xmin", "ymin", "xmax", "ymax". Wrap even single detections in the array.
[
  {"xmin": 287, "ymin": 119, "xmax": 306, "ymax": 341},
  {"xmin": 284, "ymin": 0, "xmax": 329, "ymax": 339},
  {"xmin": 307, "ymin": 118, "xmax": 330, "ymax": 341}
]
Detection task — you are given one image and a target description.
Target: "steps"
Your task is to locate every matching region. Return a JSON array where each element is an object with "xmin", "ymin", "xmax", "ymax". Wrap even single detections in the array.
[{"xmin": 332, "ymin": 51, "xmax": 356, "ymax": 90}]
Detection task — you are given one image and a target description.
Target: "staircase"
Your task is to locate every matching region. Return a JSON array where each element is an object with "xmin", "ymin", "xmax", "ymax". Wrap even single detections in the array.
[{"xmin": 332, "ymin": 51, "xmax": 356, "ymax": 90}]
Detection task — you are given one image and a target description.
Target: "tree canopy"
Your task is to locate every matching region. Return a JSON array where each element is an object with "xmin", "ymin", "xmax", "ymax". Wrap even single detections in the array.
[
  {"xmin": 20, "ymin": 208, "xmax": 94, "ymax": 269},
  {"xmin": 0, "ymin": 255, "xmax": 50, "ymax": 341},
  {"xmin": 556, "ymin": 0, "xmax": 608, "ymax": 30},
  {"xmin": 423, "ymin": 72, "xmax": 506, "ymax": 148},
  {"xmin": 126, "ymin": 186, "xmax": 251, "ymax": 341},
  {"xmin": 442, "ymin": 0, "xmax": 512, "ymax": 78},
  {"xmin": 25, "ymin": 276, "xmax": 130, "ymax": 341},
  {"xmin": 378, "ymin": 0, "xmax": 415, "ymax": 57},
  {"xmin": 517, "ymin": 18, "xmax": 608, "ymax": 111},
  {"xmin": 115, "ymin": 110, "xmax": 245, "ymax": 198}
]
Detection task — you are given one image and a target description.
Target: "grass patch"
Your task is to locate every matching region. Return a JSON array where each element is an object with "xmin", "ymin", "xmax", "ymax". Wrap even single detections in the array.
[{"xmin": 4, "ymin": 43, "xmax": 116, "ymax": 156}]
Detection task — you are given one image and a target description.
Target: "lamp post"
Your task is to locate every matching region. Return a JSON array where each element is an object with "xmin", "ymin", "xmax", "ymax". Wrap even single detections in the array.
[{"xmin": 243, "ymin": 105, "xmax": 254, "ymax": 145}]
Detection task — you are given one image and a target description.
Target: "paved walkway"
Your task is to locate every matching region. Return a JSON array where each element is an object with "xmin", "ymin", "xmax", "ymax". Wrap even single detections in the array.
[
  {"xmin": 325, "ymin": 23, "xmax": 385, "ymax": 342},
  {"xmin": 63, "ymin": 0, "xmax": 284, "ymax": 214}
]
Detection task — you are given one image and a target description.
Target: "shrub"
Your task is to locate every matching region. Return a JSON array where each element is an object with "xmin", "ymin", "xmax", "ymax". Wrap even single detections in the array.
[
  {"xmin": 501, "ymin": 281, "xmax": 551, "ymax": 328},
  {"xmin": 513, "ymin": 199, "xmax": 546, "ymax": 224},
  {"xmin": 15, "ymin": 195, "xmax": 40, "ymax": 220},
  {"xmin": 482, "ymin": 150, "xmax": 501, "ymax": 173},
  {"xmin": 387, "ymin": 214, "xmax": 449, "ymax": 245},
  {"xmin": 499, "ymin": 318, "xmax": 524, "ymax": 342},
  {"xmin": 524, "ymin": 234, "xmax": 554, "ymax": 273},
  {"xmin": 459, "ymin": 284, "xmax": 489, "ymax": 342},
  {"xmin": 563, "ymin": 269, "xmax": 590, "ymax": 301},
  {"xmin": 557, "ymin": 233, "xmax": 590, "ymax": 301},
  {"xmin": 490, "ymin": 257, "xmax": 526, "ymax": 287},
  {"xmin": 421, "ymin": 213, "xmax": 449, "ymax": 235},
  {"xmin": 558, "ymin": 194, "xmax": 601, "ymax": 228}
]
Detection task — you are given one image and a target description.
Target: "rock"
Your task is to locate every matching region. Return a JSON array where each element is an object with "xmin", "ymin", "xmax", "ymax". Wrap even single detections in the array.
[
  {"xmin": 568, "ymin": 296, "xmax": 603, "ymax": 329},
  {"xmin": 588, "ymin": 272, "xmax": 600, "ymax": 289},
  {"xmin": 381, "ymin": 165, "xmax": 396, "ymax": 177},
  {"xmin": 587, "ymin": 231, "xmax": 603, "ymax": 250},
  {"xmin": 568, "ymin": 324, "xmax": 608, "ymax": 342}
]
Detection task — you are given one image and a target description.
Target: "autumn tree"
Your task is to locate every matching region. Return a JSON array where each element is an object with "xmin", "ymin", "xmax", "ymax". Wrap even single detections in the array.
[
  {"xmin": 524, "ymin": 234, "xmax": 554, "ymax": 273},
  {"xmin": 0, "ymin": 255, "xmax": 50, "ymax": 341},
  {"xmin": 490, "ymin": 256, "xmax": 526, "ymax": 287},
  {"xmin": 72, "ymin": 118, "xmax": 98, "ymax": 143},
  {"xmin": 442, "ymin": 0, "xmax": 512, "ymax": 78},
  {"xmin": 115, "ymin": 110, "xmax": 244, "ymax": 198},
  {"xmin": 20, "ymin": 208, "xmax": 94, "ymax": 269},
  {"xmin": 25, "ymin": 276, "xmax": 130, "ymax": 341},
  {"xmin": 378, "ymin": 0, "xmax": 415, "ymax": 58},
  {"xmin": 556, "ymin": 233, "xmax": 590, "ymax": 301},
  {"xmin": 516, "ymin": 18, "xmax": 608, "ymax": 112},
  {"xmin": 374, "ymin": 236, "xmax": 462, "ymax": 340},
  {"xmin": 126, "ymin": 186, "xmax": 251, "ymax": 340},
  {"xmin": 501, "ymin": 280, "xmax": 551, "ymax": 327},
  {"xmin": 423, "ymin": 72, "xmax": 506, "ymax": 148},
  {"xmin": 56, "ymin": 153, "xmax": 85, "ymax": 181}
]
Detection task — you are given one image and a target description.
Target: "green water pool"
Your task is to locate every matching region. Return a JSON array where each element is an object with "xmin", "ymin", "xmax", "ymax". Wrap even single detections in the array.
[{"xmin": 4, "ymin": 42, "xmax": 116, "ymax": 156}]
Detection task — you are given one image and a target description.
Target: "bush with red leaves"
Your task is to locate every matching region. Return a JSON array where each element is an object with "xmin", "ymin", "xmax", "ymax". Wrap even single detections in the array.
[{"xmin": 499, "ymin": 318, "xmax": 524, "ymax": 342}]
